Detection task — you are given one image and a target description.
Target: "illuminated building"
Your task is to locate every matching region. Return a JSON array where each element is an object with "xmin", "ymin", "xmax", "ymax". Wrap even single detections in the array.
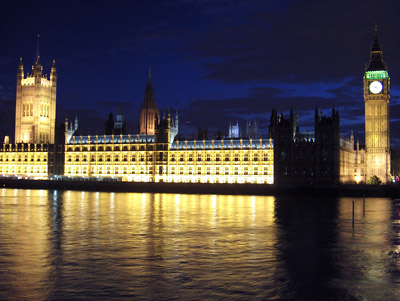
[
  {"xmin": 0, "ymin": 31, "xmax": 393, "ymax": 186},
  {"xmin": 363, "ymin": 30, "xmax": 391, "ymax": 183},
  {"xmin": 0, "ymin": 143, "xmax": 50, "ymax": 178},
  {"xmin": 64, "ymin": 113, "xmax": 274, "ymax": 184},
  {"xmin": 15, "ymin": 40, "xmax": 57, "ymax": 144}
]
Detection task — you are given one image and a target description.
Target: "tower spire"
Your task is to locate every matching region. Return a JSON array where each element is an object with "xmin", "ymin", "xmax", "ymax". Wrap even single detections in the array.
[
  {"xmin": 148, "ymin": 65, "xmax": 152, "ymax": 82},
  {"xmin": 36, "ymin": 34, "xmax": 40, "ymax": 63},
  {"xmin": 366, "ymin": 25, "xmax": 386, "ymax": 71},
  {"xmin": 143, "ymin": 67, "xmax": 154, "ymax": 106}
]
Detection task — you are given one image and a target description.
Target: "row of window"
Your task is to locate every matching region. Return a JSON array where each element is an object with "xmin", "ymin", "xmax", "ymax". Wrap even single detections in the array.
[
  {"xmin": 0, "ymin": 155, "xmax": 47, "ymax": 162},
  {"xmin": 170, "ymin": 152, "xmax": 269, "ymax": 161},
  {"xmin": 66, "ymin": 151, "xmax": 271, "ymax": 162},
  {"xmin": 65, "ymin": 165, "xmax": 271, "ymax": 176},
  {"xmin": 67, "ymin": 145, "xmax": 151, "ymax": 152},
  {"xmin": 0, "ymin": 166, "xmax": 46, "ymax": 174}
]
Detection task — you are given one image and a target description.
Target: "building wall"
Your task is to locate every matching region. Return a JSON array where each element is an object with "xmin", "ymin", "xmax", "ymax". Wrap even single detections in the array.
[
  {"xmin": 0, "ymin": 144, "xmax": 49, "ymax": 178},
  {"xmin": 364, "ymin": 76, "xmax": 391, "ymax": 183},
  {"xmin": 63, "ymin": 135, "xmax": 274, "ymax": 184}
]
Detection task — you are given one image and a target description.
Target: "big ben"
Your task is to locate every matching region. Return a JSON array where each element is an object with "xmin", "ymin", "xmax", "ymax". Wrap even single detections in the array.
[{"xmin": 364, "ymin": 30, "xmax": 390, "ymax": 183}]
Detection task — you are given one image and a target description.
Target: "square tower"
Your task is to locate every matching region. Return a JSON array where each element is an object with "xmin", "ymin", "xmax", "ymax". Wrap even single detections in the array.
[
  {"xmin": 363, "ymin": 32, "xmax": 390, "ymax": 183},
  {"xmin": 15, "ymin": 55, "xmax": 57, "ymax": 144}
]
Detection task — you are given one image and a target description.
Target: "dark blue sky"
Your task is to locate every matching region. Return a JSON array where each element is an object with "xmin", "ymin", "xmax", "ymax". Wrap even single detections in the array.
[{"xmin": 2, "ymin": 0, "xmax": 400, "ymax": 146}]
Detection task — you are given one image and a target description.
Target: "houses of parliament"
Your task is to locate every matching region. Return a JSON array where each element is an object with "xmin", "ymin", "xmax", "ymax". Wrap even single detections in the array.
[{"xmin": 0, "ymin": 32, "xmax": 392, "ymax": 186}]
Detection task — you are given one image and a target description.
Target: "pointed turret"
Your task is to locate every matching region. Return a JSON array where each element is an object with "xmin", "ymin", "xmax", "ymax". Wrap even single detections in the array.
[
  {"xmin": 50, "ymin": 60, "xmax": 57, "ymax": 84},
  {"xmin": 143, "ymin": 66, "xmax": 155, "ymax": 107},
  {"xmin": 366, "ymin": 27, "xmax": 387, "ymax": 71},
  {"xmin": 17, "ymin": 58, "xmax": 24, "ymax": 82},
  {"xmin": 32, "ymin": 34, "xmax": 43, "ymax": 77},
  {"xmin": 138, "ymin": 67, "xmax": 160, "ymax": 135}
]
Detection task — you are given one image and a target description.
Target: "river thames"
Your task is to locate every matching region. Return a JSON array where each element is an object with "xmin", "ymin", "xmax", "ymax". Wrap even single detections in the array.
[{"xmin": 0, "ymin": 189, "xmax": 399, "ymax": 300}]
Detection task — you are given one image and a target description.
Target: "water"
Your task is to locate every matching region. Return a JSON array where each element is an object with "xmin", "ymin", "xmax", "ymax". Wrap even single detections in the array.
[{"xmin": 0, "ymin": 189, "xmax": 399, "ymax": 300}]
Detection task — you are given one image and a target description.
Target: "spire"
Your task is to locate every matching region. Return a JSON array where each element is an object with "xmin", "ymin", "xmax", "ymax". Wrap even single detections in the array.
[
  {"xmin": 148, "ymin": 65, "xmax": 152, "ymax": 82},
  {"xmin": 143, "ymin": 67, "xmax": 155, "ymax": 107},
  {"xmin": 32, "ymin": 34, "xmax": 43, "ymax": 76},
  {"xmin": 366, "ymin": 25, "xmax": 386, "ymax": 71},
  {"xmin": 36, "ymin": 34, "xmax": 40, "ymax": 64}
]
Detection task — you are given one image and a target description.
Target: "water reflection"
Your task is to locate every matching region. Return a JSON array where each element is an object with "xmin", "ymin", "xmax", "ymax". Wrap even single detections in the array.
[{"xmin": 0, "ymin": 189, "xmax": 399, "ymax": 299}]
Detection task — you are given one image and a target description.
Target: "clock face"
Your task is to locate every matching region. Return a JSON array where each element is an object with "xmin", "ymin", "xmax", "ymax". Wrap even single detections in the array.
[{"xmin": 369, "ymin": 81, "xmax": 383, "ymax": 94}]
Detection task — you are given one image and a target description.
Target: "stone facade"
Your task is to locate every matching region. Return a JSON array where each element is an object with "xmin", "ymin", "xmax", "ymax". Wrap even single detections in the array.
[
  {"xmin": 363, "ymin": 33, "xmax": 391, "ymax": 183},
  {"xmin": 15, "ymin": 55, "xmax": 56, "ymax": 144}
]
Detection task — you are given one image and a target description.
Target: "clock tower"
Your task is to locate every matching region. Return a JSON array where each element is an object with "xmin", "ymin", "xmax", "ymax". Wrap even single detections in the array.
[{"xmin": 364, "ymin": 30, "xmax": 390, "ymax": 183}]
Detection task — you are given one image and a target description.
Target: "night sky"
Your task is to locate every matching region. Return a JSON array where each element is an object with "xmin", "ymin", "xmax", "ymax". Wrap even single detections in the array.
[{"xmin": 2, "ymin": 0, "xmax": 400, "ymax": 147}]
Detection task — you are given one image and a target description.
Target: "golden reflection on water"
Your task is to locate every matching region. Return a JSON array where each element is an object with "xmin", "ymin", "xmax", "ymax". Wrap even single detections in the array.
[
  {"xmin": 0, "ymin": 189, "xmax": 399, "ymax": 299},
  {"xmin": 0, "ymin": 189, "xmax": 52, "ymax": 300}
]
